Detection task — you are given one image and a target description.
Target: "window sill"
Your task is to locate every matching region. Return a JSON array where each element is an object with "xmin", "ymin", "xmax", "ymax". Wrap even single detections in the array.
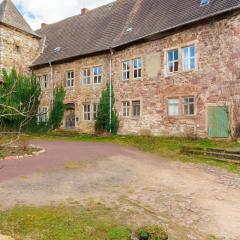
[
  {"xmin": 133, "ymin": 77, "xmax": 142, "ymax": 81},
  {"xmin": 167, "ymin": 114, "xmax": 197, "ymax": 119}
]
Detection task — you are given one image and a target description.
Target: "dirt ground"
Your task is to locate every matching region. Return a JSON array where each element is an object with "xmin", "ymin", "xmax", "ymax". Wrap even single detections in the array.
[{"xmin": 0, "ymin": 140, "xmax": 240, "ymax": 240}]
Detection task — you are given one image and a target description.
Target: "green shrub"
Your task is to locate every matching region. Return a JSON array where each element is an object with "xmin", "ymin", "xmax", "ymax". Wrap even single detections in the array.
[
  {"xmin": 0, "ymin": 68, "xmax": 41, "ymax": 131},
  {"xmin": 136, "ymin": 225, "xmax": 168, "ymax": 240},
  {"xmin": 95, "ymin": 82, "xmax": 119, "ymax": 135},
  {"xmin": 48, "ymin": 86, "xmax": 65, "ymax": 130}
]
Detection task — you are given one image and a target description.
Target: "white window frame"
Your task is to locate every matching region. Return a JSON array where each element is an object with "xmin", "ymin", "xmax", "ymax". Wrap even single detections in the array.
[
  {"xmin": 183, "ymin": 96, "xmax": 195, "ymax": 115},
  {"xmin": 42, "ymin": 75, "xmax": 48, "ymax": 89},
  {"xmin": 122, "ymin": 101, "xmax": 130, "ymax": 117},
  {"xmin": 168, "ymin": 98, "xmax": 179, "ymax": 116},
  {"xmin": 182, "ymin": 45, "xmax": 196, "ymax": 72},
  {"xmin": 167, "ymin": 49, "xmax": 179, "ymax": 73},
  {"xmin": 122, "ymin": 60, "xmax": 131, "ymax": 81},
  {"xmin": 38, "ymin": 106, "xmax": 48, "ymax": 123},
  {"xmin": 82, "ymin": 68, "xmax": 91, "ymax": 85},
  {"xmin": 83, "ymin": 104, "xmax": 91, "ymax": 121},
  {"xmin": 93, "ymin": 66, "xmax": 103, "ymax": 84},
  {"xmin": 93, "ymin": 103, "xmax": 99, "ymax": 120},
  {"xmin": 66, "ymin": 71, "xmax": 74, "ymax": 87},
  {"xmin": 132, "ymin": 100, "xmax": 141, "ymax": 117},
  {"xmin": 133, "ymin": 58, "xmax": 142, "ymax": 79}
]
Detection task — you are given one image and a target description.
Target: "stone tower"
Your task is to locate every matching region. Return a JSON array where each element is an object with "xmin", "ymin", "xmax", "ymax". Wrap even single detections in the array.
[{"xmin": 0, "ymin": 0, "xmax": 41, "ymax": 73}]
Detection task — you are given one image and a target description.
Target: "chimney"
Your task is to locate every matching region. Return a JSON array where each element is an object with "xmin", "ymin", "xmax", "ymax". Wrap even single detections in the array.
[
  {"xmin": 41, "ymin": 23, "xmax": 47, "ymax": 28},
  {"xmin": 81, "ymin": 8, "xmax": 89, "ymax": 15}
]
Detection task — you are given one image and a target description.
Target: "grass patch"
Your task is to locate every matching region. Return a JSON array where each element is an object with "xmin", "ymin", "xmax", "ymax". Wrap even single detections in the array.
[
  {"xmin": 0, "ymin": 204, "xmax": 132, "ymax": 240},
  {"xmin": 64, "ymin": 161, "xmax": 81, "ymax": 170},
  {"xmin": 31, "ymin": 134, "xmax": 240, "ymax": 174},
  {"xmin": 0, "ymin": 146, "xmax": 38, "ymax": 160}
]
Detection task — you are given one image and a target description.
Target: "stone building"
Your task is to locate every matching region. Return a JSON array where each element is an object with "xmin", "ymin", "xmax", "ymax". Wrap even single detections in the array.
[
  {"xmin": 0, "ymin": 0, "xmax": 40, "ymax": 73},
  {"xmin": 1, "ymin": 0, "xmax": 240, "ymax": 138}
]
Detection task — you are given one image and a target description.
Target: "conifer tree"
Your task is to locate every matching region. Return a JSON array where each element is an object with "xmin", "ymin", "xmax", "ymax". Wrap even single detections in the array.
[{"xmin": 95, "ymin": 82, "xmax": 119, "ymax": 134}]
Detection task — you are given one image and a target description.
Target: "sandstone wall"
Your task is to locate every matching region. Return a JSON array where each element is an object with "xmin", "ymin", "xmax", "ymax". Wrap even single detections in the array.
[
  {"xmin": 34, "ymin": 54, "xmax": 110, "ymax": 133},
  {"xmin": 34, "ymin": 12, "xmax": 240, "ymax": 137},
  {"xmin": 0, "ymin": 25, "xmax": 40, "ymax": 73},
  {"xmin": 112, "ymin": 12, "xmax": 240, "ymax": 137}
]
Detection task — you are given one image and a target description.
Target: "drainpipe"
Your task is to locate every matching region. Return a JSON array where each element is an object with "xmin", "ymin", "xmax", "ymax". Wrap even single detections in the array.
[
  {"xmin": 49, "ymin": 61, "xmax": 53, "ymax": 109},
  {"xmin": 109, "ymin": 49, "xmax": 113, "ymax": 133}
]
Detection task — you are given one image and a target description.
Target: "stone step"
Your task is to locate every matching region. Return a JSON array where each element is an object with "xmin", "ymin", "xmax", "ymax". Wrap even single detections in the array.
[{"xmin": 181, "ymin": 147, "xmax": 240, "ymax": 164}]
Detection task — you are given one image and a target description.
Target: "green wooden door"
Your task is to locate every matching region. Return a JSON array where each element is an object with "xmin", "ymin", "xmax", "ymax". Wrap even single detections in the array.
[{"xmin": 208, "ymin": 106, "xmax": 229, "ymax": 138}]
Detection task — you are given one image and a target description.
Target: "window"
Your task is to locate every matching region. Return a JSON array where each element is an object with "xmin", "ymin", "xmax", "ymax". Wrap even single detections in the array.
[
  {"xmin": 42, "ymin": 75, "xmax": 48, "ymax": 89},
  {"xmin": 122, "ymin": 61, "xmax": 131, "ymax": 81},
  {"xmin": 83, "ymin": 68, "xmax": 91, "ymax": 85},
  {"xmin": 182, "ymin": 46, "xmax": 195, "ymax": 71},
  {"xmin": 132, "ymin": 100, "xmax": 141, "ymax": 117},
  {"xmin": 16, "ymin": 45, "xmax": 20, "ymax": 55},
  {"xmin": 167, "ymin": 49, "xmax": 179, "ymax": 73},
  {"xmin": 66, "ymin": 71, "xmax": 74, "ymax": 87},
  {"xmin": 133, "ymin": 58, "xmax": 142, "ymax": 79},
  {"xmin": 83, "ymin": 104, "xmax": 91, "ymax": 121},
  {"xmin": 183, "ymin": 97, "xmax": 195, "ymax": 115},
  {"xmin": 122, "ymin": 101, "xmax": 130, "ymax": 117},
  {"xmin": 38, "ymin": 107, "xmax": 48, "ymax": 123},
  {"xmin": 93, "ymin": 104, "xmax": 99, "ymax": 120},
  {"xmin": 200, "ymin": 0, "xmax": 209, "ymax": 6},
  {"xmin": 168, "ymin": 98, "xmax": 179, "ymax": 116},
  {"xmin": 93, "ymin": 66, "xmax": 103, "ymax": 84}
]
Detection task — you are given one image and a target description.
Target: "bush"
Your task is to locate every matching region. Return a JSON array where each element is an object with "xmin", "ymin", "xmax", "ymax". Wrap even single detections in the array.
[
  {"xmin": 136, "ymin": 225, "xmax": 168, "ymax": 240},
  {"xmin": 95, "ymin": 82, "xmax": 119, "ymax": 134},
  {"xmin": 48, "ymin": 86, "xmax": 65, "ymax": 130}
]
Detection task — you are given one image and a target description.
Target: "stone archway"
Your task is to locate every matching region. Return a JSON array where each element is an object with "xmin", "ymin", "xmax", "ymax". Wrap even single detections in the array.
[{"xmin": 65, "ymin": 103, "xmax": 75, "ymax": 129}]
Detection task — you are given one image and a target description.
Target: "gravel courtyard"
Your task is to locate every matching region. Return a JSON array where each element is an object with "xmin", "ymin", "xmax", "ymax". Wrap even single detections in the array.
[{"xmin": 0, "ymin": 140, "xmax": 240, "ymax": 240}]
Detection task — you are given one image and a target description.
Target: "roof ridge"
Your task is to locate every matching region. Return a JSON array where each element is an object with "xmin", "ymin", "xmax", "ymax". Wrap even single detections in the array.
[
  {"xmin": 0, "ymin": 0, "xmax": 40, "ymax": 38},
  {"xmin": 36, "ymin": 1, "xmax": 117, "ymax": 33}
]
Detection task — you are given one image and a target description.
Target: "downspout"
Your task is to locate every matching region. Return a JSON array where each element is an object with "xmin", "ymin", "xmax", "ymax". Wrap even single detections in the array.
[
  {"xmin": 109, "ymin": 49, "xmax": 113, "ymax": 133},
  {"xmin": 48, "ymin": 61, "xmax": 53, "ymax": 109}
]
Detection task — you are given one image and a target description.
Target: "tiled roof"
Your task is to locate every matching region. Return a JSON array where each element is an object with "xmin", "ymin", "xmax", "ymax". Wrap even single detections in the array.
[
  {"xmin": 0, "ymin": 0, "xmax": 39, "ymax": 37},
  {"xmin": 33, "ymin": 0, "xmax": 240, "ymax": 67}
]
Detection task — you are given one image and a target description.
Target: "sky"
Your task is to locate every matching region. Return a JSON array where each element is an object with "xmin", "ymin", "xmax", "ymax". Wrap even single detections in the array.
[{"xmin": 8, "ymin": 0, "xmax": 114, "ymax": 30}]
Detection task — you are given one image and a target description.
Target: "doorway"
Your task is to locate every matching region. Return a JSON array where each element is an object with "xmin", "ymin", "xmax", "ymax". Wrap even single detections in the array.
[{"xmin": 65, "ymin": 103, "xmax": 75, "ymax": 129}]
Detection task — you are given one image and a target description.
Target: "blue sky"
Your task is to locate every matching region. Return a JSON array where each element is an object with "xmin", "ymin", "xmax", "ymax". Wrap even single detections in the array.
[{"xmin": 9, "ymin": 0, "xmax": 113, "ymax": 30}]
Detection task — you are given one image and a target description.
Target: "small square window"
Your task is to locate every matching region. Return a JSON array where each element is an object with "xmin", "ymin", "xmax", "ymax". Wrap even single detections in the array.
[
  {"xmin": 38, "ymin": 107, "xmax": 48, "ymax": 123},
  {"xmin": 42, "ymin": 75, "xmax": 48, "ymax": 89},
  {"xmin": 82, "ymin": 68, "xmax": 91, "ymax": 85},
  {"xmin": 132, "ymin": 100, "xmax": 141, "ymax": 117},
  {"xmin": 93, "ymin": 104, "xmax": 99, "ymax": 120},
  {"xmin": 93, "ymin": 66, "xmax": 103, "ymax": 84},
  {"xmin": 133, "ymin": 58, "xmax": 142, "ymax": 79},
  {"xmin": 168, "ymin": 98, "xmax": 179, "ymax": 116},
  {"xmin": 66, "ymin": 71, "xmax": 74, "ymax": 87},
  {"xmin": 167, "ymin": 49, "xmax": 179, "ymax": 73},
  {"xmin": 183, "ymin": 97, "xmax": 195, "ymax": 115},
  {"xmin": 122, "ymin": 101, "xmax": 130, "ymax": 117},
  {"xmin": 122, "ymin": 61, "xmax": 131, "ymax": 81},
  {"xmin": 83, "ymin": 104, "xmax": 91, "ymax": 121},
  {"xmin": 182, "ymin": 46, "xmax": 196, "ymax": 71}
]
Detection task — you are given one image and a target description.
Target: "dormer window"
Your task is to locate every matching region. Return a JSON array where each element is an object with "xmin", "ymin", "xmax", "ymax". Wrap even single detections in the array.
[
  {"xmin": 200, "ymin": 0, "xmax": 209, "ymax": 6},
  {"xmin": 54, "ymin": 47, "xmax": 61, "ymax": 53}
]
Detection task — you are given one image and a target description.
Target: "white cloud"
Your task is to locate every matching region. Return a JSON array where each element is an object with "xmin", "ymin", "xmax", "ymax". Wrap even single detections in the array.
[{"xmin": 8, "ymin": 0, "xmax": 114, "ymax": 30}]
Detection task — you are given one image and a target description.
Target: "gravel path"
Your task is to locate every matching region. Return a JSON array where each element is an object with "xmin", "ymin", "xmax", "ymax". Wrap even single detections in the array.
[{"xmin": 0, "ymin": 140, "xmax": 240, "ymax": 240}]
